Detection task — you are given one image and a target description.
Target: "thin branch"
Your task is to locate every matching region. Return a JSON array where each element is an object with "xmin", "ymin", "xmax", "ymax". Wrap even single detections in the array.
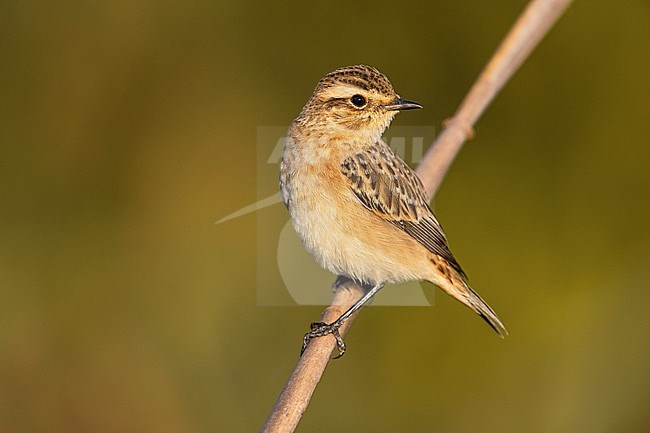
[
  {"xmin": 260, "ymin": 277, "xmax": 363, "ymax": 432},
  {"xmin": 416, "ymin": 0, "xmax": 573, "ymax": 197},
  {"xmin": 261, "ymin": 1, "xmax": 572, "ymax": 432}
]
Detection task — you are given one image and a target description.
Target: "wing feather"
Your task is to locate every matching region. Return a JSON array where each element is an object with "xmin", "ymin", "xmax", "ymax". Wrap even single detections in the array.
[{"xmin": 340, "ymin": 143, "xmax": 466, "ymax": 278}]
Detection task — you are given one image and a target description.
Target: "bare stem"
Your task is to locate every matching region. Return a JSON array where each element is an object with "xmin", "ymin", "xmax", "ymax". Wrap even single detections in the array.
[
  {"xmin": 260, "ymin": 277, "xmax": 363, "ymax": 432},
  {"xmin": 416, "ymin": 0, "xmax": 573, "ymax": 197},
  {"xmin": 261, "ymin": 1, "xmax": 572, "ymax": 432}
]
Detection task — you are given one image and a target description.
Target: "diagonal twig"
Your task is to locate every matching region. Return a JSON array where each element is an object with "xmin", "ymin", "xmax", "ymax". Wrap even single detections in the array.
[{"xmin": 261, "ymin": 1, "xmax": 572, "ymax": 432}]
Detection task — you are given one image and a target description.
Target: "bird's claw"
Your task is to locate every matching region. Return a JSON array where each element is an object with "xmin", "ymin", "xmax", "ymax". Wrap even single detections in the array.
[{"xmin": 300, "ymin": 321, "xmax": 347, "ymax": 359}]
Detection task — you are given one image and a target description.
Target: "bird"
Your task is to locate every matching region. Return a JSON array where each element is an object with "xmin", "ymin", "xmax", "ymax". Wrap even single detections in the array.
[{"xmin": 279, "ymin": 65, "xmax": 506, "ymax": 357}]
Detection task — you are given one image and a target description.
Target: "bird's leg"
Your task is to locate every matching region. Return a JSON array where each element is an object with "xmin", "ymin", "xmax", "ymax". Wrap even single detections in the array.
[{"xmin": 301, "ymin": 283, "xmax": 384, "ymax": 358}]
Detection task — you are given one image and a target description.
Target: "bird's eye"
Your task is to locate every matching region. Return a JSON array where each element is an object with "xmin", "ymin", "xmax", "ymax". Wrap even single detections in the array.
[{"xmin": 350, "ymin": 94, "xmax": 367, "ymax": 108}]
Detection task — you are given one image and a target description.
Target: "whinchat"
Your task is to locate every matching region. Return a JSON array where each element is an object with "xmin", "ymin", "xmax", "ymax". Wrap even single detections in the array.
[{"xmin": 280, "ymin": 65, "xmax": 506, "ymax": 357}]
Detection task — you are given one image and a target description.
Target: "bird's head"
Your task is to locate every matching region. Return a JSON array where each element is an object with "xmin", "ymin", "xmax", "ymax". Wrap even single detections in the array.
[{"xmin": 295, "ymin": 65, "xmax": 421, "ymax": 142}]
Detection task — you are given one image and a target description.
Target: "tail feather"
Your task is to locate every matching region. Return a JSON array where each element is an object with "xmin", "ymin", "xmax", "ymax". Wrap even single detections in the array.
[
  {"xmin": 467, "ymin": 286, "xmax": 508, "ymax": 338},
  {"xmin": 434, "ymin": 276, "xmax": 508, "ymax": 338}
]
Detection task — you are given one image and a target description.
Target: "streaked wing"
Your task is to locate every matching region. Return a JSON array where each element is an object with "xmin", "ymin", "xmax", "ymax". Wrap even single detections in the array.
[{"xmin": 340, "ymin": 142, "xmax": 466, "ymax": 278}]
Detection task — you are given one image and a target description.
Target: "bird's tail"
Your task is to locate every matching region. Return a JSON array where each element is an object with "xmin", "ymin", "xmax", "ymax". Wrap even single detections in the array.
[{"xmin": 433, "ymin": 275, "xmax": 508, "ymax": 338}]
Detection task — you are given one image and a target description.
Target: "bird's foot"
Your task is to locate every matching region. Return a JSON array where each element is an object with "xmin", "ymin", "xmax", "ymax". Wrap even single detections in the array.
[{"xmin": 301, "ymin": 321, "xmax": 346, "ymax": 359}]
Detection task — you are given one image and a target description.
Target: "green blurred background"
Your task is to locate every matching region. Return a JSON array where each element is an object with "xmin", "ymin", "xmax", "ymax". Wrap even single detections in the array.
[{"xmin": 1, "ymin": 1, "xmax": 649, "ymax": 432}]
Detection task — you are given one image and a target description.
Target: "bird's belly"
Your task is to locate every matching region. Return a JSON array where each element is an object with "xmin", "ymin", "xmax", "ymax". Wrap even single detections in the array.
[{"xmin": 289, "ymin": 186, "xmax": 429, "ymax": 285}]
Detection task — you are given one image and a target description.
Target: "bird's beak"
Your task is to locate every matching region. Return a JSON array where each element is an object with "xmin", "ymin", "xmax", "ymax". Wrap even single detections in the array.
[{"xmin": 384, "ymin": 97, "xmax": 422, "ymax": 111}]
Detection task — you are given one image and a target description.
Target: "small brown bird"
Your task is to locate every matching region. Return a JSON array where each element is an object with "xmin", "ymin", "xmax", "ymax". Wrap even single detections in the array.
[{"xmin": 280, "ymin": 65, "xmax": 506, "ymax": 357}]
